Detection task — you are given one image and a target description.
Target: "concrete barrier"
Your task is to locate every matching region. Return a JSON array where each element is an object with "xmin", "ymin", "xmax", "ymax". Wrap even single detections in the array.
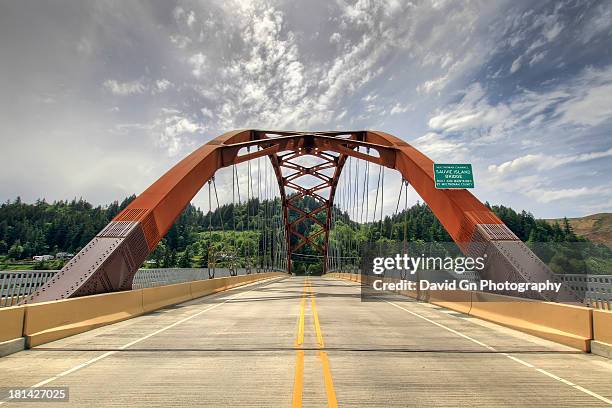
[
  {"xmin": 24, "ymin": 290, "xmax": 144, "ymax": 348},
  {"xmin": 190, "ymin": 279, "xmax": 221, "ymax": 298},
  {"xmin": 591, "ymin": 309, "xmax": 612, "ymax": 358},
  {"xmin": 0, "ymin": 305, "xmax": 25, "ymax": 343},
  {"xmin": 328, "ymin": 273, "xmax": 594, "ymax": 352},
  {"xmin": 142, "ymin": 282, "xmax": 192, "ymax": 313},
  {"xmin": 18, "ymin": 272, "xmax": 286, "ymax": 349},
  {"xmin": 427, "ymin": 289, "xmax": 472, "ymax": 315},
  {"xmin": 0, "ymin": 305, "xmax": 26, "ymax": 357},
  {"xmin": 469, "ymin": 292, "xmax": 592, "ymax": 351}
]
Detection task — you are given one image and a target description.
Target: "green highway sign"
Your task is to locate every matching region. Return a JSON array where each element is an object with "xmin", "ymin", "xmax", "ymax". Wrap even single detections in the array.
[{"xmin": 433, "ymin": 163, "xmax": 474, "ymax": 189}]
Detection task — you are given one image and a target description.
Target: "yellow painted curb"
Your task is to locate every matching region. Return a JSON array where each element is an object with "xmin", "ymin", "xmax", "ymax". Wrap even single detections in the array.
[
  {"xmin": 593, "ymin": 309, "xmax": 612, "ymax": 348},
  {"xmin": 22, "ymin": 273, "xmax": 285, "ymax": 348},
  {"xmin": 0, "ymin": 305, "xmax": 25, "ymax": 343}
]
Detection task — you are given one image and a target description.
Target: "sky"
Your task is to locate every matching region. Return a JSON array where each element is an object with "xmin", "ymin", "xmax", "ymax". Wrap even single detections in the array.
[{"xmin": 0, "ymin": 0, "xmax": 611, "ymax": 219}]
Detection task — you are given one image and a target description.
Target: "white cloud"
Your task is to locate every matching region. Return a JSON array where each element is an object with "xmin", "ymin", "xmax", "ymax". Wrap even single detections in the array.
[
  {"xmin": 390, "ymin": 102, "xmax": 413, "ymax": 115},
  {"xmin": 186, "ymin": 11, "xmax": 196, "ymax": 28},
  {"xmin": 153, "ymin": 113, "xmax": 204, "ymax": 156},
  {"xmin": 170, "ymin": 34, "xmax": 191, "ymax": 49},
  {"xmin": 427, "ymin": 64, "xmax": 612, "ymax": 144},
  {"xmin": 189, "ymin": 52, "xmax": 206, "ymax": 77},
  {"xmin": 525, "ymin": 186, "xmax": 611, "ymax": 203},
  {"xmin": 556, "ymin": 82, "xmax": 612, "ymax": 127},
  {"xmin": 201, "ymin": 107, "xmax": 213, "ymax": 118},
  {"xmin": 543, "ymin": 22, "xmax": 562, "ymax": 41},
  {"xmin": 428, "ymin": 83, "xmax": 515, "ymax": 137},
  {"xmin": 417, "ymin": 74, "xmax": 449, "ymax": 94},
  {"xmin": 362, "ymin": 93, "xmax": 378, "ymax": 102},
  {"xmin": 330, "ymin": 32, "xmax": 341, "ymax": 44},
  {"xmin": 103, "ymin": 79, "xmax": 146, "ymax": 96},
  {"xmin": 155, "ymin": 79, "xmax": 172, "ymax": 93},
  {"xmin": 528, "ymin": 51, "xmax": 546, "ymax": 66},
  {"xmin": 488, "ymin": 148, "xmax": 612, "ymax": 175},
  {"xmin": 509, "ymin": 56, "xmax": 522, "ymax": 73},
  {"xmin": 412, "ymin": 132, "xmax": 468, "ymax": 161},
  {"xmin": 579, "ymin": 3, "xmax": 612, "ymax": 44}
]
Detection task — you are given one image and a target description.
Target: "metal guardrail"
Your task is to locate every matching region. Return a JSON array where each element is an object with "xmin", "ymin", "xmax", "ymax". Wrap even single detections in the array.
[
  {"xmin": 0, "ymin": 268, "xmax": 286, "ymax": 307},
  {"xmin": 0, "ymin": 271, "xmax": 56, "ymax": 307},
  {"xmin": 558, "ymin": 274, "xmax": 612, "ymax": 310},
  {"xmin": 130, "ymin": 268, "xmax": 271, "ymax": 288},
  {"xmin": 2, "ymin": 269, "xmax": 608, "ymax": 309},
  {"xmin": 329, "ymin": 268, "xmax": 612, "ymax": 310}
]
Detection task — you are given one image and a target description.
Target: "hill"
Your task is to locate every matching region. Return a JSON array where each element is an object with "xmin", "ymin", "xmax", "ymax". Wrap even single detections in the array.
[{"xmin": 545, "ymin": 213, "xmax": 611, "ymax": 247}]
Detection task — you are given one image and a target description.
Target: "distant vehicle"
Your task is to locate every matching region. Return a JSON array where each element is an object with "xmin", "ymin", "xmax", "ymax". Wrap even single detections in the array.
[
  {"xmin": 33, "ymin": 255, "xmax": 54, "ymax": 261},
  {"xmin": 55, "ymin": 252, "xmax": 74, "ymax": 260}
]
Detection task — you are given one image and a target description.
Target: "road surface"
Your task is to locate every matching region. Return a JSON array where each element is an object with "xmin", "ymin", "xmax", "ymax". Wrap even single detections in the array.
[{"xmin": 0, "ymin": 276, "xmax": 610, "ymax": 407}]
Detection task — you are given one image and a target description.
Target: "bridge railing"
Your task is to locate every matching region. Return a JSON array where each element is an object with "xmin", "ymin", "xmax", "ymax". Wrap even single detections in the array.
[
  {"xmin": 0, "ymin": 271, "xmax": 56, "ymax": 307},
  {"xmin": 0, "ymin": 267, "xmax": 286, "ymax": 307},
  {"xmin": 327, "ymin": 268, "xmax": 612, "ymax": 310},
  {"xmin": 558, "ymin": 274, "xmax": 612, "ymax": 310}
]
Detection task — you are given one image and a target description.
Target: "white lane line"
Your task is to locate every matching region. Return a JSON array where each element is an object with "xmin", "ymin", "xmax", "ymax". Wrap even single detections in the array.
[
  {"xmin": 385, "ymin": 300, "xmax": 612, "ymax": 405},
  {"xmin": 0, "ymin": 278, "xmax": 281, "ymax": 406}
]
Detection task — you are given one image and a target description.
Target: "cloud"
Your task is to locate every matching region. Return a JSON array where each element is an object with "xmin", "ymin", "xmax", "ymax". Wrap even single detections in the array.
[
  {"xmin": 200, "ymin": 107, "xmax": 213, "ymax": 118},
  {"xmin": 412, "ymin": 132, "xmax": 468, "ymax": 161},
  {"xmin": 428, "ymin": 64, "xmax": 612, "ymax": 143},
  {"xmin": 170, "ymin": 34, "xmax": 191, "ymax": 49},
  {"xmin": 186, "ymin": 11, "xmax": 196, "ymax": 28},
  {"xmin": 528, "ymin": 51, "xmax": 546, "ymax": 66},
  {"xmin": 2, "ymin": 0, "xmax": 611, "ymax": 218},
  {"xmin": 189, "ymin": 52, "xmax": 206, "ymax": 78},
  {"xmin": 543, "ymin": 22, "xmax": 562, "ymax": 41},
  {"xmin": 152, "ymin": 113, "xmax": 204, "ymax": 156},
  {"xmin": 525, "ymin": 186, "xmax": 612, "ymax": 203},
  {"xmin": 579, "ymin": 2, "xmax": 612, "ymax": 43},
  {"xmin": 417, "ymin": 74, "xmax": 450, "ymax": 94},
  {"xmin": 390, "ymin": 102, "xmax": 413, "ymax": 115},
  {"xmin": 556, "ymin": 82, "xmax": 612, "ymax": 127},
  {"xmin": 427, "ymin": 83, "xmax": 513, "ymax": 136},
  {"xmin": 362, "ymin": 93, "xmax": 378, "ymax": 102},
  {"xmin": 103, "ymin": 79, "xmax": 146, "ymax": 95},
  {"xmin": 509, "ymin": 56, "xmax": 522, "ymax": 73},
  {"xmin": 488, "ymin": 148, "xmax": 612, "ymax": 175},
  {"xmin": 154, "ymin": 79, "xmax": 172, "ymax": 93}
]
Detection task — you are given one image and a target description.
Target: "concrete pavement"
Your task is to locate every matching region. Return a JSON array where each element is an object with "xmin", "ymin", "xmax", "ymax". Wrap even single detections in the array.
[{"xmin": 0, "ymin": 276, "xmax": 610, "ymax": 407}]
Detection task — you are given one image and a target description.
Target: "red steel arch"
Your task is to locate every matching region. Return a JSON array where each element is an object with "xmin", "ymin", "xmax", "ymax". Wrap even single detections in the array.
[{"xmin": 25, "ymin": 130, "xmax": 576, "ymax": 304}]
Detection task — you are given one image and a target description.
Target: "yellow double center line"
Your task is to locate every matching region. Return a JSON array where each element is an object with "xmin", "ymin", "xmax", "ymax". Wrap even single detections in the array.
[{"xmin": 292, "ymin": 278, "xmax": 338, "ymax": 408}]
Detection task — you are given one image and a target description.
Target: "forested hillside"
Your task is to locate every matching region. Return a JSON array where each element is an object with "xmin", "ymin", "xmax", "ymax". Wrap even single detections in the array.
[{"xmin": 0, "ymin": 196, "xmax": 609, "ymax": 275}]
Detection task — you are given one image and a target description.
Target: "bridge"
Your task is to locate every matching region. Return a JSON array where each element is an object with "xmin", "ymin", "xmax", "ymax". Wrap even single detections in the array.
[{"xmin": 0, "ymin": 130, "xmax": 610, "ymax": 406}]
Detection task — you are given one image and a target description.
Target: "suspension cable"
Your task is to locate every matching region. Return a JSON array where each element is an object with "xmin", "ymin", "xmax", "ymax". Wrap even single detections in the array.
[
  {"xmin": 211, "ymin": 177, "xmax": 226, "ymax": 280},
  {"xmin": 370, "ymin": 164, "xmax": 382, "ymax": 242},
  {"xmin": 256, "ymin": 155, "xmax": 262, "ymax": 272},
  {"xmin": 246, "ymin": 150, "xmax": 252, "ymax": 274},
  {"xmin": 361, "ymin": 156, "xmax": 369, "ymax": 225},
  {"xmin": 207, "ymin": 179, "xmax": 215, "ymax": 279},
  {"xmin": 380, "ymin": 166, "xmax": 385, "ymax": 238},
  {"xmin": 235, "ymin": 164, "xmax": 244, "ymax": 274},
  {"xmin": 231, "ymin": 165, "xmax": 236, "ymax": 275}
]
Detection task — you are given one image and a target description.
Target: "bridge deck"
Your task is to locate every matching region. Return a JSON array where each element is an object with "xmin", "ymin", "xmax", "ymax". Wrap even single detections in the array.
[{"xmin": 0, "ymin": 276, "xmax": 610, "ymax": 407}]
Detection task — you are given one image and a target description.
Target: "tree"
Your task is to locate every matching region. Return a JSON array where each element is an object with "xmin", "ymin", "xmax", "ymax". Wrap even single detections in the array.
[
  {"xmin": 179, "ymin": 247, "xmax": 192, "ymax": 268},
  {"xmin": 8, "ymin": 240, "xmax": 24, "ymax": 260}
]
